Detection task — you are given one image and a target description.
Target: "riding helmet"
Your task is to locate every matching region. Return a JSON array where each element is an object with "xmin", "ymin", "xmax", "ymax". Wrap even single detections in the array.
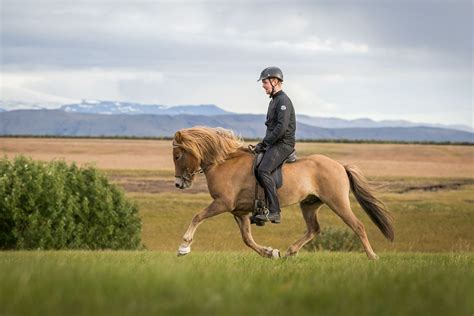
[{"xmin": 257, "ymin": 67, "xmax": 283, "ymax": 82}]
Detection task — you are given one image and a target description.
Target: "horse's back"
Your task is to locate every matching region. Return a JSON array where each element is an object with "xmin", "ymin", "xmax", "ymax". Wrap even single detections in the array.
[{"xmin": 289, "ymin": 154, "xmax": 346, "ymax": 172}]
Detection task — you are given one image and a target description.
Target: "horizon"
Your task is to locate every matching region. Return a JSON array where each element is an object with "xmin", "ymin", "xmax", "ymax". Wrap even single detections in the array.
[
  {"xmin": 0, "ymin": 99, "xmax": 472, "ymax": 130},
  {"xmin": 1, "ymin": 1, "xmax": 472, "ymax": 126}
]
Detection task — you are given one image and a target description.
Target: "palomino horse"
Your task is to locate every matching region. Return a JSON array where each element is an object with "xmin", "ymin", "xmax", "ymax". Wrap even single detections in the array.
[{"xmin": 173, "ymin": 127, "xmax": 394, "ymax": 259}]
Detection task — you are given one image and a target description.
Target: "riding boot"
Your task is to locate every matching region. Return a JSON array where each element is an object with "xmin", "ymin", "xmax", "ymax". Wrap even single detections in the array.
[{"xmin": 254, "ymin": 179, "xmax": 281, "ymax": 224}]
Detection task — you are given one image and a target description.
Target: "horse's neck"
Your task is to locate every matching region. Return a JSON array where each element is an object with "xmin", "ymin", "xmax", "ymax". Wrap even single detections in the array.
[{"xmin": 203, "ymin": 152, "xmax": 253, "ymax": 182}]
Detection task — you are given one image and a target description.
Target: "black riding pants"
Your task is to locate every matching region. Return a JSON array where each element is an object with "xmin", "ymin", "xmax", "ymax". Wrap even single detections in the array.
[{"xmin": 256, "ymin": 142, "xmax": 294, "ymax": 213}]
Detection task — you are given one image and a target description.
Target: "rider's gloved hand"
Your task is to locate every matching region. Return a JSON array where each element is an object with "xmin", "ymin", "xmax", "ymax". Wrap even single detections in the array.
[{"xmin": 254, "ymin": 142, "xmax": 266, "ymax": 154}]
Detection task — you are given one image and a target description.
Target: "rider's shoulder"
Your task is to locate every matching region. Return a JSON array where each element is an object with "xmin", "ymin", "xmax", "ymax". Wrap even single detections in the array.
[
  {"xmin": 275, "ymin": 92, "xmax": 293, "ymax": 108},
  {"xmin": 275, "ymin": 91, "xmax": 291, "ymax": 102}
]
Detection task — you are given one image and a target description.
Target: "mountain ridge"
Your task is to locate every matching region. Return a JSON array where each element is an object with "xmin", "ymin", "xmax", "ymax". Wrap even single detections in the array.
[
  {"xmin": 0, "ymin": 99, "xmax": 471, "ymax": 133},
  {"xmin": 0, "ymin": 109, "xmax": 472, "ymax": 143}
]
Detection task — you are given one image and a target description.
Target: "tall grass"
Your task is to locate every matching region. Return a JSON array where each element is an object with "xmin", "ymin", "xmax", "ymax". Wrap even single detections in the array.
[{"xmin": 0, "ymin": 251, "xmax": 472, "ymax": 316}]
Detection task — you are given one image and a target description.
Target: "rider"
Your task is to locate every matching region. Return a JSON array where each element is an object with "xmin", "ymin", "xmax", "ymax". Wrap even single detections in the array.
[{"xmin": 253, "ymin": 66, "xmax": 296, "ymax": 224}]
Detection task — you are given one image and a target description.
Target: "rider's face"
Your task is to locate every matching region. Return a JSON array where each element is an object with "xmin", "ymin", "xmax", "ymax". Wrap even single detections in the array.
[{"xmin": 262, "ymin": 79, "xmax": 273, "ymax": 95}]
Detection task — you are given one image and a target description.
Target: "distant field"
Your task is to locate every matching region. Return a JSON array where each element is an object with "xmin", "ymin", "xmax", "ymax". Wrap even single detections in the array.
[
  {"xmin": 1, "ymin": 137, "xmax": 473, "ymax": 177},
  {"xmin": 1, "ymin": 137, "xmax": 473, "ymax": 253},
  {"xmin": 1, "ymin": 251, "xmax": 472, "ymax": 316}
]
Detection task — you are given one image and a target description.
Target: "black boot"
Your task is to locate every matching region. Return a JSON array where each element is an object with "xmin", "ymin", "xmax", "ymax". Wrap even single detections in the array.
[{"xmin": 250, "ymin": 213, "xmax": 266, "ymax": 226}]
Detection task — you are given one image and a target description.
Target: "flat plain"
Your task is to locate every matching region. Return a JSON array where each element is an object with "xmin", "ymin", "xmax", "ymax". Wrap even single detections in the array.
[{"xmin": 1, "ymin": 137, "xmax": 473, "ymax": 315}]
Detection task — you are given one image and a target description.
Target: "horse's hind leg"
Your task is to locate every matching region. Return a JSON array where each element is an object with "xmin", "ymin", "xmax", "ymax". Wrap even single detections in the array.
[
  {"xmin": 285, "ymin": 199, "xmax": 323, "ymax": 257},
  {"xmin": 324, "ymin": 194, "xmax": 378, "ymax": 260},
  {"xmin": 234, "ymin": 214, "xmax": 280, "ymax": 259}
]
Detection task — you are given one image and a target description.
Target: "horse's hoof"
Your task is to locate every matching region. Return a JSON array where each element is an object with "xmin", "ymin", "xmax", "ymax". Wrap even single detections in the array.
[
  {"xmin": 368, "ymin": 253, "xmax": 379, "ymax": 260},
  {"xmin": 177, "ymin": 245, "xmax": 191, "ymax": 257},
  {"xmin": 271, "ymin": 249, "xmax": 280, "ymax": 259}
]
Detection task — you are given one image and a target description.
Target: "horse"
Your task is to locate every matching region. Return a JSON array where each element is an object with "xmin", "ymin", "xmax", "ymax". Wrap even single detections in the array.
[{"xmin": 172, "ymin": 126, "xmax": 394, "ymax": 259}]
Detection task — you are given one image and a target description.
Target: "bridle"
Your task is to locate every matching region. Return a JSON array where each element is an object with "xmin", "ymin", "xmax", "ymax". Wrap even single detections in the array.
[
  {"xmin": 173, "ymin": 141, "xmax": 207, "ymax": 182},
  {"xmin": 176, "ymin": 166, "xmax": 206, "ymax": 182}
]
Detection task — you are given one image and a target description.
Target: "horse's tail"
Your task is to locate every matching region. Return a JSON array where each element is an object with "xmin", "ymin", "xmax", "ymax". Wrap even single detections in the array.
[{"xmin": 344, "ymin": 165, "xmax": 394, "ymax": 241}]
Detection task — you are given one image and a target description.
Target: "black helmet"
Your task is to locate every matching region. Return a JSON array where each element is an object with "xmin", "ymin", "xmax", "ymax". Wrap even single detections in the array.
[{"xmin": 257, "ymin": 66, "xmax": 283, "ymax": 82}]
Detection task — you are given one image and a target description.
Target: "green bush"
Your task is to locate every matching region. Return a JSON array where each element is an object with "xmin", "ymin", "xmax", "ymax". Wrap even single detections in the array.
[
  {"xmin": 0, "ymin": 156, "xmax": 141, "ymax": 250},
  {"xmin": 304, "ymin": 226, "xmax": 363, "ymax": 252}
]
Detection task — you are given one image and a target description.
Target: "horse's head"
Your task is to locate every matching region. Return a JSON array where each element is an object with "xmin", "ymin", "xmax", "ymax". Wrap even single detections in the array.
[
  {"xmin": 172, "ymin": 127, "xmax": 244, "ymax": 189},
  {"xmin": 172, "ymin": 137, "xmax": 201, "ymax": 189}
]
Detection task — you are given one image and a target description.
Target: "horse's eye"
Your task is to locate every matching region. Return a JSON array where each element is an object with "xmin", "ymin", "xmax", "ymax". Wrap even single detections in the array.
[{"xmin": 174, "ymin": 155, "xmax": 180, "ymax": 160}]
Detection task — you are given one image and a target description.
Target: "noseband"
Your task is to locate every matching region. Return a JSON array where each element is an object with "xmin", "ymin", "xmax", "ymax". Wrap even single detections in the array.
[{"xmin": 175, "ymin": 166, "xmax": 205, "ymax": 182}]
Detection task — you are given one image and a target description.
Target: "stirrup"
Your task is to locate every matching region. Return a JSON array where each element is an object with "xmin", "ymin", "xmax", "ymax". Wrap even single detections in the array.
[
  {"xmin": 251, "ymin": 201, "xmax": 268, "ymax": 226},
  {"xmin": 255, "ymin": 210, "xmax": 280, "ymax": 224}
]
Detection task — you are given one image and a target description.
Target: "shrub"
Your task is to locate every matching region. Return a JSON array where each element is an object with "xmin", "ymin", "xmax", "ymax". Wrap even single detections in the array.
[
  {"xmin": 0, "ymin": 155, "xmax": 141, "ymax": 250},
  {"xmin": 304, "ymin": 226, "xmax": 363, "ymax": 252}
]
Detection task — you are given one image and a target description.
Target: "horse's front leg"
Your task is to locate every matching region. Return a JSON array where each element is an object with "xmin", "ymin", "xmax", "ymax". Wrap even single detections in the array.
[
  {"xmin": 233, "ymin": 214, "xmax": 280, "ymax": 259},
  {"xmin": 177, "ymin": 199, "xmax": 228, "ymax": 256}
]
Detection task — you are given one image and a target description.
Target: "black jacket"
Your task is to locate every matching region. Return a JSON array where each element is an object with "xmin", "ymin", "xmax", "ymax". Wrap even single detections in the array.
[{"xmin": 262, "ymin": 90, "xmax": 296, "ymax": 148}]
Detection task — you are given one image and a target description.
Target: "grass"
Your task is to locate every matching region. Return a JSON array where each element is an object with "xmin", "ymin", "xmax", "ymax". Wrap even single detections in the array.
[
  {"xmin": 2, "ymin": 139, "xmax": 474, "ymax": 315},
  {"xmin": 102, "ymin": 169, "xmax": 175, "ymax": 178},
  {"xmin": 133, "ymin": 182, "xmax": 474, "ymax": 253},
  {"xmin": 0, "ymin": 251, "xmax": 472, "ymax": 316}
]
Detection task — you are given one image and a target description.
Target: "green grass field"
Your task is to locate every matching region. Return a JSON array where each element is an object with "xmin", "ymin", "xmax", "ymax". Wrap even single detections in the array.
[
  {"xmin": 133, "ymin": 178, "xmax": 474, "ymax": 253},
  {"xmin": 2, "ymin": 140, "xmax": 473, "ymax": 315},
  {"xmin": 1, "ymin": 251, "xmax": 472, "ymax": 316}
]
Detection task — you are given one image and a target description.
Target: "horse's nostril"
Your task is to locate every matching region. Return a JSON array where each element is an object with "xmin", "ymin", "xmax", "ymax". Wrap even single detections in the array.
[{"xmin": 175, "ymin": 183, "xmax": 180, "ymax": 188}]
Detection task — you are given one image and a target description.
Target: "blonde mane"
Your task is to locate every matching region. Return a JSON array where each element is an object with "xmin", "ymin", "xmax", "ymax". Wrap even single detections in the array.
[{"xmin": 173, "ymin": 126, "xmax": 245, "ymax": 165}]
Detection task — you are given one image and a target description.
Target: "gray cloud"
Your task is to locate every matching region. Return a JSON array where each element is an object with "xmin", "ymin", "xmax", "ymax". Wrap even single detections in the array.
[{"xmin": 1, "ymin": 0, "xmax": 472, "ymax": 125}]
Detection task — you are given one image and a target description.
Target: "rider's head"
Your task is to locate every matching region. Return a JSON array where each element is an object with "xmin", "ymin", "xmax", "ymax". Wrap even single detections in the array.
[{"xmin": 258, "ymin": 67, "xmax": 283, "ymax": 97}]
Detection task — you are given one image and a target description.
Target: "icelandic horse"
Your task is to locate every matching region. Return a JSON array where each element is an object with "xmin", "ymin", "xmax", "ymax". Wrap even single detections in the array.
[{"xmin": 172, "ymin": 127, "xmax": 394, "ymax": 259}]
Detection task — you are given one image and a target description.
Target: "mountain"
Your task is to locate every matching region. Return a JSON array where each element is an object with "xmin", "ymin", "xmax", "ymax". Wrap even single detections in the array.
[
  {"xmin": 297, "ymin": 115, "xmax": 473, "ymax": 133},
  {"xmin": 0, "ymin": 100, "xmax": 47, "ymax": 111},
  {"xmin": 1, "ymin": 110, "xmax": 472, "ymax": 143},
  {"xmin": 60, "ymin": 100, "xmax": 231, "ymax": 116},
  {"xmin": 1, "ymin": 99, "xmax": 471, "ymax": 133}
]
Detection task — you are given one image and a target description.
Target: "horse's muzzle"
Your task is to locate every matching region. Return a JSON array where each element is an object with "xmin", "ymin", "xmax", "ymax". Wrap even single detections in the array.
[{"xmin": 175, "ymin": 177, "xmax": 191, "ymax": 189}]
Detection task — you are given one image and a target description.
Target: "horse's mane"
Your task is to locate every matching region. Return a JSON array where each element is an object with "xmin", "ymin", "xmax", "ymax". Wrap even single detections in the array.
[{"xmin": 173, "ymin": 126, "xmax": 246, "ymax": 165}]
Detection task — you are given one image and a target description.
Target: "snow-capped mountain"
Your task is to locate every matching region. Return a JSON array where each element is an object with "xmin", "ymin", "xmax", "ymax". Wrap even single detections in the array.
[
  {"xmin": 0, "ymin": 100, "xmax": 47, "ymax": 111},
  {"xmin": 60, "ymin": 100, "xmax": 231, "ymax": 116}
]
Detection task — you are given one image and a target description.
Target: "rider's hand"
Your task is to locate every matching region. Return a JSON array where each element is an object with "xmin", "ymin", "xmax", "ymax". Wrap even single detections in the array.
[{"xmin": 255, "ymin": 142, "xmax": 265, "ymax": 154}]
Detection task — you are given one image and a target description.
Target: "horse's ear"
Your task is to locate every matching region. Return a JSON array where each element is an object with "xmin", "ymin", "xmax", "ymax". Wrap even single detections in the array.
[{"xmin": 174, "ymin": 131, "xmax": 183, "ymax": 143}]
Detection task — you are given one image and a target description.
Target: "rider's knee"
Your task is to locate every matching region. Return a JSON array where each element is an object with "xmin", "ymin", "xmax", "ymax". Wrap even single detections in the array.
[{"xmin": 257, "ymin": 165, "xmax": 271, "ymax": 177}]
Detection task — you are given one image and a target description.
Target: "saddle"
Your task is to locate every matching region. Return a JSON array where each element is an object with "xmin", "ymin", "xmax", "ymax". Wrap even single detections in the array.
[{"xmin": 251, "ymin": 149, "xmax": 297, "ymax": 226}]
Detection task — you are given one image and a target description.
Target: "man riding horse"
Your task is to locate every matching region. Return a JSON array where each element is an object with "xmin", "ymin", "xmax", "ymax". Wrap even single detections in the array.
[
  {"xmin": 172, "ymin": 69, "xmax": 393, "ymax": 259},
  {"xmin": 254, "ymin": 66, "xmax": 296, "ymax": 224}
]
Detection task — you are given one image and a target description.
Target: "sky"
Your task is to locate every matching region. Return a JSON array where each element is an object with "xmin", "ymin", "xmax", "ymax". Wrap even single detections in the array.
[{"xmin": 1, "ymin": 0, "xmax": 472, "ymax": 126}]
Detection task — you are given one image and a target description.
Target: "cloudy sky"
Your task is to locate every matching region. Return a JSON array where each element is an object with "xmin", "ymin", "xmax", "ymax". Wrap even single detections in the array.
[{"xmin": 1, "ymin": 0, "xmax": 472, "ymax": 126}]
